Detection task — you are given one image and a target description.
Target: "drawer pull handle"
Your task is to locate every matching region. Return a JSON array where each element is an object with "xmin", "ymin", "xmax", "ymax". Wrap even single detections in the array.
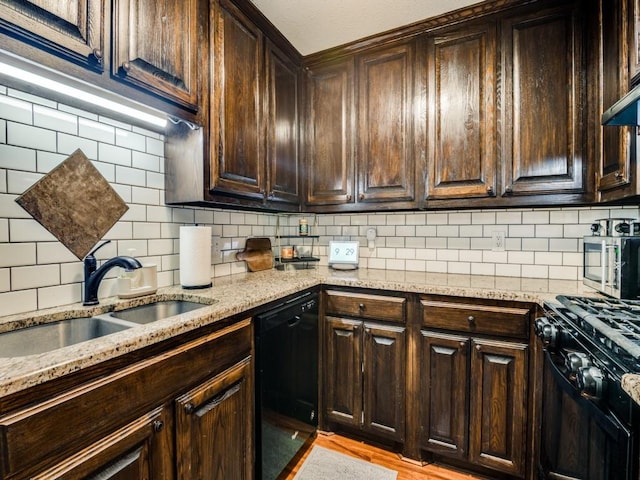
[
  {"xmin": 359, "ymin": 303, "xmax": 365, "ymax": 310},
  {"xmin": 184, "ymin": 402, "xmax": 195, "ymax": 414},
  {"xmin": 467, "ymin": 315, "xmax": 475, "ymax": 323},
  {"xmin": 153, "ymin": 420, "xmax": 164, "ymax": 432},
  {"xmin": 476, "ymin": 345, "xmax": 481, "ymax": 351}
]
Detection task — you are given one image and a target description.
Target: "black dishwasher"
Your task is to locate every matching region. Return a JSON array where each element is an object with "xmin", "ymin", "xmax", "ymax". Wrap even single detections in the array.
[{"xmin": 255, "ymin": 291, "xmax": 318, "ymax": 480}]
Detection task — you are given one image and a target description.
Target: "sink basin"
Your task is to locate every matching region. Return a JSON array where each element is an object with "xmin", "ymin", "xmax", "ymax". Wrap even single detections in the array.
[
  {"xmin": 105, "ymin": 300, "xmax": 208, "ymax": 324},
  {"xmin": 0, "ymin": 317, "xmax": 133, "ymax": 357}
]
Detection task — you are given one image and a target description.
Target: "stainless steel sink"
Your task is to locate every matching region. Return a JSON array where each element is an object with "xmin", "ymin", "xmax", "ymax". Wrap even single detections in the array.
[
  {"xmin": 0, "ymin": 316, "xmax": 133, "ymax": 357},
  {"xmin": 104, "ymin": 300, "xmax": 208, "ymax": 324}
]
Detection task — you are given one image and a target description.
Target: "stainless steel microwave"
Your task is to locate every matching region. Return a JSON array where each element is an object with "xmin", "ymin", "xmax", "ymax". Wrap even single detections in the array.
[{"xmin": 583, "ymin": 235, "xmax": 640, "ymax": 299}]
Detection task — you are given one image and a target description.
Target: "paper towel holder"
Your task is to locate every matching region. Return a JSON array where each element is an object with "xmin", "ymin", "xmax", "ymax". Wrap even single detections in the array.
[{"xmin": 180, "ymin": 225, "xmax": 213, "ymax": 289}]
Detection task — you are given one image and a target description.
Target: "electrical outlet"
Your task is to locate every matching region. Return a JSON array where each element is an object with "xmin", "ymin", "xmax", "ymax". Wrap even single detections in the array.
[
  {"xmin": 212, "ymin": 236, "xmax": 222, "ymax": 262},
  {"xmin": 491, "ymin": 231, "xmax": 506, "ymax": 252}
]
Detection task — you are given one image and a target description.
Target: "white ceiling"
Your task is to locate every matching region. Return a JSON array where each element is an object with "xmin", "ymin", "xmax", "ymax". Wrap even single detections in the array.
[{"xmin": 250, "ymin": 0, "xmax": 484, "ymax": 56}]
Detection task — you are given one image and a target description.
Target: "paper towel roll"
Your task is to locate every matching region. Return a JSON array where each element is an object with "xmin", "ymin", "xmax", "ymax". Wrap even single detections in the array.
[{"xmin": 180, "ymin": 226, "xmax": 212, "ymax": 289}]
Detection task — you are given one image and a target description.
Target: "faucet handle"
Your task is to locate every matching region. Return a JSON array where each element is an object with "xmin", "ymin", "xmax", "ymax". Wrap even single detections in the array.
[{"xmin": 86, "ymin": 240, "xmax": 112, "ymax": 260}]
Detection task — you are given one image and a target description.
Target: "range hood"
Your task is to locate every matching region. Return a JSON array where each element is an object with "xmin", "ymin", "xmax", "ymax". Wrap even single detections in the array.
[{"xmin": 602, "ymin": 83, "xmax": 640, "ymax": 126}]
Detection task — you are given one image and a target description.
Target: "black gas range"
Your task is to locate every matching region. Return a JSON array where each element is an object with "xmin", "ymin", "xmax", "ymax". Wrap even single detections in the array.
[{"xmin": 536, "ymin": 295, "xmax": 640, "ymax": 480}]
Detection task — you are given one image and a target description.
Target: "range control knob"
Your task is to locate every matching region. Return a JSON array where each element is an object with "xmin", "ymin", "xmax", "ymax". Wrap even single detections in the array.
[
  {"xmin": 590, "ymin": 223, "xmax": 602, "ymax": 234},
  {"xmin": 616, "ymin": 222, "xmax": 631, "ymax": 235},
  {"xmin": 534, "ymin": 317, "xmax": 559, "ymax": 348},
  {"xmin": 566, "ymin": 352, "xmax": 592, "ymax": 373},
  {"xmin": 577, "ymin": 366, "xmax": 606, "ymax": 399}
]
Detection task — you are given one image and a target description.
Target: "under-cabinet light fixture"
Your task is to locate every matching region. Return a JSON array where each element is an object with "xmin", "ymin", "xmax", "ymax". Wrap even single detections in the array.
[{"xmin": 0, "ymin": 52, "xmax": 168, "ymax": 130}]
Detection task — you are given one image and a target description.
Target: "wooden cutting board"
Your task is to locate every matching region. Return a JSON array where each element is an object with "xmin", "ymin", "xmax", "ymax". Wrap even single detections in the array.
[{"xmin": 236, "ymin": 237, "xmax": 273, "ymax": 272}]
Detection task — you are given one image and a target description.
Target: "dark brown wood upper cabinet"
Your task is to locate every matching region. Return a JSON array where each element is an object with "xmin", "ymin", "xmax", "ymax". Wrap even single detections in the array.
[
  {"xmin": 209, "ymin": 0, "xmax": 265, "ymax": 200},
  {"xmin": 266, "ymin": 39, "xmax": 300, "ymax": 206},
  {"xmin": 305, "ymin": 58, "xmax": 355, "ymax": 207},
  {"xmin": 112, "ymin": 0, "xmax": 199, "ymax": 110},
  {"xmin": 357, "ymin": 42, "xmax": 417, "ymax": 207},
  {"xmin": 598, "ymin": 0, "xmax": 636, "ymax": 201},
  {"xmin": 425, "ymin": 24, "xmax": 497, "ymax": 201},
  {"xmin": 0, "ymin": 0, "xmax": 104, "ymax": 70},
  {"xmin": 500, "ymin": 3, "xmax": 587, "ymax": 199}
]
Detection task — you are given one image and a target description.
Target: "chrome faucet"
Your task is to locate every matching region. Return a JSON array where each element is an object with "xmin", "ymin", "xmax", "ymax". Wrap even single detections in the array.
[{"xmin": 83, "ymin": 240, "xmax": 142, "ymax": 305}]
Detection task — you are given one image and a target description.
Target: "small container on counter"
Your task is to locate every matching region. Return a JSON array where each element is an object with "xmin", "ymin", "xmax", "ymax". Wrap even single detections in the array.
[
  {"xmin": 299, "ymin": 218, "xmax": 308, "ymax": 236},
  {"xmin": 281, "ymin": 246, "xmax": 294, "ymax": 259}
]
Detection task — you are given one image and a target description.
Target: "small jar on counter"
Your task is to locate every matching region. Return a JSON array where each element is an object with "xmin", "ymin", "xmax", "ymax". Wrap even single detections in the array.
[{"xmin": 299, "ymin": 218, "xmax": 308, "ymax": 236}]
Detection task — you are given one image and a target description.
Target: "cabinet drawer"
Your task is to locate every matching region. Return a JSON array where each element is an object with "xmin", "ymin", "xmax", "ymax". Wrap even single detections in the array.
[
  {"xmin": 421, "ymin": 299, "xmax": 530, "ymax": 339},
  {"xmin": 326, "ymin": 290, "xmax": 406, "ymax": 323}
]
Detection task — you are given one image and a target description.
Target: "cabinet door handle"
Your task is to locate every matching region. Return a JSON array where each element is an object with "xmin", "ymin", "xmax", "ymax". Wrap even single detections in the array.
[
  {"xmin": 359, "ymin": 303, "xmax": 365, "ymax": 311},
  {"xmin": 476, "ymin": 345, "xmax": 482, "ymax": 351},
  {"xmin": 358, "ymin": 193, "xmax": 365, "ymax": 201},
  {"xmin": 467, "ymin": 315, "xmax": 475, "ymax": 323},
  {"xmin": 487, "ymin": 185, "xmax": 494, "ymax": 196},
  {"xmin": 615, "ymin": 171, "xmax": 624, "ymax": 179},
  {"xmin": 184, "ymin": 402, "xmax": 195, "ymax": 414},
  {"xmin": 505, "ymin": 185, "xmax": 513, "ymax": 195},
  {"xmin": 346, "ymin": 194, "xmax": 352, "ymax": 202},
  {"xmin": 122, "ymin": 61, "xmax": 131, "ymax": 72},
  {"xmin": 153, "ymin": 420, "xmax": 164, "ymax": 432},
  {"xmin": 459, "ymin": 341, "xmax": 466, "ymax": 348}
]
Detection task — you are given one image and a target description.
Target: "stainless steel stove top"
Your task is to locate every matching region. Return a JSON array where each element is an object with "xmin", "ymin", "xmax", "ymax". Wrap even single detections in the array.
[{"xmin": 557, "ymin": 295, "xmax": 640, "ymax": 364}]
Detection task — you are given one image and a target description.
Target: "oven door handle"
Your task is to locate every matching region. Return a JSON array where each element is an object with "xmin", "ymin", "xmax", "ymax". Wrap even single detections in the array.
[
  {"xmin": 544, "ymin": 351, "xmax": 628, "ymax": 442},
  {"xmin": 601, "ymin": 240, "xmax": 608, "ymax": 290}
]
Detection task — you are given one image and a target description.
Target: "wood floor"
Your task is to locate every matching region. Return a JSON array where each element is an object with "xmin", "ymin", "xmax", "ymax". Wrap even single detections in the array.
[{"xmin": 281, "ymin": 432, "xmax": 488, "ymax": 480}]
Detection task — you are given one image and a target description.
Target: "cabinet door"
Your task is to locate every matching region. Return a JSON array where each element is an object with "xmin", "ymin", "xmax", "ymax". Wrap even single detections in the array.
[
  {"xmin": 31, "ymin": 407, "xmax": 172, "ymax": 480},
  {"xmin": 0, "ymin": 0, "xmax": 104, "ymax": 70},
  {"xmin": 266, "ymin": 40, "xmax": 300, "ymax": 206},
  {"xmin": 630, "ymin": 0, "xmax": 640, "ymax": 82},
  {"xmin": 469, "ymin": 338, "xmax": 528, "ymax": 477},
  {"xmin": 324, "ymin": 316, "xmax": 362, "ymax": 428},
  {"xmin": 501, "ymin": 3, "xmax": 586, "ymax": 198},
  {"xmin": 362, "ymin": 323, "xmax": 406, "ymax": 441},
  {"xmin": 176, "ymin": 357, "xmax": 253, "ymax": 480},
  {"xmin": 425, "ymin": 24, "xmax": 497, "ymax": 201},
  {"xmin": 598, "ymin": 0, "xmax": 635, "ymax": 199},
  {"xmin": 210, "ymin": 0, "xmax": 265, "ymax": 200},
  {"xmin": 419, "ymin": 330, "xmax": 469, "ymax": 459},
  {"xmin": 305, "ymin": 59, "xmax": 355, "ymax": 206},
  {"xmin": 112, "ymin": 0, "xmax": 198, "ymax": 110},
  {"xmin": 357, "ymin": 42, "xmax": 416, "ymax": 206}
]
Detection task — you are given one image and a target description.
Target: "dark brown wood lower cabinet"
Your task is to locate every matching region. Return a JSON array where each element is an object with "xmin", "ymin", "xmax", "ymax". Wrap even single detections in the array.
[
  {"xmin": 32, "ymin": 406, "xmax": 173, "ymax": 480},
  {"xmin": 176, "ymin": 357, "xmax": 253, "ymax": 480},
  {"xmin": 0, "ymin": 320, "xmax": 253, "ymax": 480},
  {"xmin": 420, "ymin": 332, "xmax": 528, "ymax": 477},
  {"xmin": 324, "ymin": 316, "xmax": 406, "ymax": 443},
  {"xmin": 419, "ymin": 295, "xmax": 532, "ymax": 478}
]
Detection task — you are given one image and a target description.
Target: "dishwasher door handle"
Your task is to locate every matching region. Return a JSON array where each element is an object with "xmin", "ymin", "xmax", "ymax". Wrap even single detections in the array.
[{"xmin": 288, "ymin": 315, "xmax": 302, "ymax": 327}]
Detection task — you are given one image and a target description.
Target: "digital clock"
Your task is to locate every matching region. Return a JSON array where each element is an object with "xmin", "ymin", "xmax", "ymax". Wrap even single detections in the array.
[{"xmin": 328, "ymin": 240, "xmax": 359, "ymax": 270}]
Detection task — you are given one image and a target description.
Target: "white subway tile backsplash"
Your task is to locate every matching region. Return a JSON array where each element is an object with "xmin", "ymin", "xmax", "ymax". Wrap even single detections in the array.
[
  {"xmin": 116, "ymin": 165, "xmax": 146, "ymax": 187},
  {"xmin": 57, "ymin": 132, "xmax": 98, "ymax": 158},
  {"xmin": 426, "ymin": 213, "xmax": 448, "ymax": 225},
  {"xmin": 500, "ymin": 264, "xmax": 522, "ymax": 277},
  {"xmin": 37, "ymin": 151, "xmax": 67, "ymax": 173},
  {"xmin": 7, "ymin": 122, "xmax": 56, "ymax": 151},
  {"xmin": 12, "ymin": 264, "xmax": 59, "ymax": 290},
  {"xmin": 472, "ymin": 262, "xmax": 495, "ymax": 276},
  {"xmin": 9, "ymin": 219, "xmax": 56, "ymax": 242},
  {"xmin": 0, "ymin": 268, "xmax": 9, "ymax": 292},
  {"xmin": 131, "ymin": 186, "xmax": 160, "ymax": 205},
  {"xmin": 0, "ymin": 144, "xmax": 36, "ymax": 171},
  {"xmin": 38, "ymin": 283, "xmax": 82, "ymax": 309},
  {"xmin": 0, "ymin": 218, "xmax": 7, "ymax": 242},
  {"xmin": 0, "ymin": 119, "xmax": 6, "ymax": 144},
  {"xmin": 550, "ymin": 209, "xmax": 580, "ymax": 224},
  {"xmin": 426, "ymin": 260, "xmax": 447, "ymax": 273},
  {"xmin": 535, "ymin": 251, "xmax": 563, "ymax": 265},
  {"xmin": 121, "ymin": 204, "xmax": 147, "ymax": 222},
  {"xmin": 496, "ymin": 211, "xmax": 521, "ymax": 224},
  {"xmin": 147, "ymin": 171, "xmax": 164, "ymax": 189},
  {"xmin": 0, "ymin": 289, "xmax": 37, "ymax": 315},
  {"xmin": 34, "ymin": 105, "xmax": 77, "ymax": 134},
  {"xmin": 37, "ymin": 242, "xmax": 78, "ymax": 264},
  {"xmin": 133, "ymin": 151, "xmax": 160, "ymax": 171},
  {"xmin": 8, "ymin": 89, "xmax": 56, "ymax": 108},
  {"xmin": 0, "ymin": 95, "xmax": 33, "ymax": 124},
  {"xmin": 133, "ymin": 222, "xmax": 160, "ymax": 239},
  {"xmin": 522, "ymin": 238, "xmax": 549, "ymax": 251},
  {"xmin": 535, "ymin": 224, "xmax": 564, "ymax": 238},
  {"xmin": 0, "ymin": 243, "xmax": 36, "ymax": 267},
  {"xmin": 448, "ymin": 237, "xmax": 470, "ymax": 250},
  {"xmin": 79, "ymin": 117, "xmax": 115, "ymax": 143},
  {"xmin": 549, "ymin": 265, "xmax": 578, "ymax": 280},
  {"xmin": 0, "ymin": 193, "xmax": 30, "ymax": 218},
  {"xmin": 116, "ymin": 129, "xmax": 146, "ymax": 151},
  {"xmin": 471, "ymin": 211, "xmax": 496, "ymax": 224},
  {"xmin": 99, "ymin": 143, "xmax": 132, "ymax": 166},
  {"xmin": 508, "ymin": 224, "xmax": 535, "ymax": 238},
  {"xmin": 146, "ymin": 137, "xmax": 164, "ymax": 156},
  {"xmin": 549, "ymin": 238, "xmax": 578, "ymax": 252},
  {"xmin": 7, "ymin": 170, "xmax": 42, "ymax": 194}
]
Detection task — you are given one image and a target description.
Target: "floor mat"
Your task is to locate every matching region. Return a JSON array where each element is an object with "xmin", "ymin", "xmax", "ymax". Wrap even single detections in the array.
[{"xmin": 293, "ymin": 445, "xmax": 398, "ymax": 480}]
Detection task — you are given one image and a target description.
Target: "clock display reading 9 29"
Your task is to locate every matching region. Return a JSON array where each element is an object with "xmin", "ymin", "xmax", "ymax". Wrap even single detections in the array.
[{"xmin": 329, "ymin": 241, "xmax": 359, "ymax": 264}]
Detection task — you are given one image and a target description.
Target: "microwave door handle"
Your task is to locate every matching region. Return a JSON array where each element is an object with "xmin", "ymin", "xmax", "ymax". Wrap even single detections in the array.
[{"xmin": 601, "ymin": 240, "xmax": 607, "ymax": 290}]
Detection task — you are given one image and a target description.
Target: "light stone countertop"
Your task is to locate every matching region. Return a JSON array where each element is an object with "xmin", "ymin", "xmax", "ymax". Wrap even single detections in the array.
[{"xmin": 0, "ymin": 267, "xmax": 605, "ymax": 400}]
